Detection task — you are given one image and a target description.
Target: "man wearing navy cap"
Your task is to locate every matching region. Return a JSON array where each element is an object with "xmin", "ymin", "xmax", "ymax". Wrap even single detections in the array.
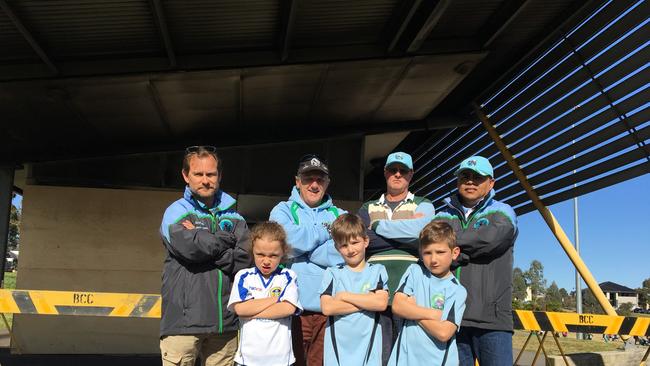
[
  {"xmin": 358, "ymin": 151, "xmax": 436, "ymax": 364},
  {"xmin": 270, "ymin": 154, "xmax": 346, "ymax": 366},
  {"xmin": 433, "ymin": 156, "xmax": 518, "ymax": 366}
]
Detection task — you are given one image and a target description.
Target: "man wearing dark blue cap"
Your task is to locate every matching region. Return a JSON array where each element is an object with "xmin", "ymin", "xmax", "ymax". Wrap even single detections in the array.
[
  {"xmin": 358, "ymin": 151, "xmax": 436, "ymax": 364},
  {"xmin": 433, "ymin": 156, "xmax": 518, "ymax": 366},
  {"xmin": 270, "ymin": 154, "xmax": 346, "ymax": 366}
]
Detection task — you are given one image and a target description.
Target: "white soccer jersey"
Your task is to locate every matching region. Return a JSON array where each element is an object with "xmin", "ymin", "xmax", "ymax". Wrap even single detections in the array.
[{"xmin": 227, "ymin": 267, "xmax": 302, "ymax": 366}]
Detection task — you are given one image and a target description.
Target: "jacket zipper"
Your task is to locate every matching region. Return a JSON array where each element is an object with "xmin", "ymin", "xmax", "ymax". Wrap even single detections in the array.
[{"xmin": 218, "ymin": 270, "xmax": 223, "ymax": 333}]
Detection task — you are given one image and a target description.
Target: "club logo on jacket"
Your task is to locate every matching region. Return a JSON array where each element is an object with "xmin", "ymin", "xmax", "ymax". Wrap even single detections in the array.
[
  {"xmin": 474, "ymin": 218, "xmax": 489, "ymax": 229},
  {"xmin": 219, "ymin": 219, "xmax": 234, "ymax": 232}
]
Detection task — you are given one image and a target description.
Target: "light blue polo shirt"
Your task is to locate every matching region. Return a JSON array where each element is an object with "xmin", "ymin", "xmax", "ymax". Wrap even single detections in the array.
[
  {"xmin": 319, "ymin": 263, "xmax": 389, "ymax": 366},
  {"xmin": 388, "ymin": 263, "xmax": 467, "ymax": 366}
]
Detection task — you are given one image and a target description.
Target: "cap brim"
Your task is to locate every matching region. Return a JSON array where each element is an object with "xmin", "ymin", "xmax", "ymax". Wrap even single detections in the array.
[
  {"xmin": 455, "ymin": 167, "xmax": 491, "ymax": 177},
  {"xmin": 298, "ymin": 166, "xmax": 329, "ymax": 175},
  {"xmin": 385, "ymin": 162, "xmax": 412, "ymax": 170}
]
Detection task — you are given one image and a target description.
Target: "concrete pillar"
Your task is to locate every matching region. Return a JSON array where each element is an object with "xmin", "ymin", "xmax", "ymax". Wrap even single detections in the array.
[{"xmin": 0, "ymin": 165, "xmax": 15, "ymax": 283}]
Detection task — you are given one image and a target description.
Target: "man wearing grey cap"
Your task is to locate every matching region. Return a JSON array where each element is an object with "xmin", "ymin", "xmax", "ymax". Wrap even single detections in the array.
[
  {"xmin": 358, "ymin": 151, "xmax": 436, "ymax": 363},
  {"xmin": 433, "ymin": 155, "xmax": 518, "ymax": 366},
  {"xmin": 270, "ymin": 154, "xmax": 346, "ymax": 366}
]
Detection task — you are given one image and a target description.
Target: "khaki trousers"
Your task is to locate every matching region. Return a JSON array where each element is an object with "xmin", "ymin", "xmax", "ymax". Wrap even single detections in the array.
[{"xmin": 160, "ymin": 332, "xmax": 238, "ymax": 366}]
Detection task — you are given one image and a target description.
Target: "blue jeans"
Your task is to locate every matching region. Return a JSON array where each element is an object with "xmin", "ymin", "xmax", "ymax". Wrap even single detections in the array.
[{"xmin": 457, "ymin": 327, "xmax": 513, "ymax": 366}]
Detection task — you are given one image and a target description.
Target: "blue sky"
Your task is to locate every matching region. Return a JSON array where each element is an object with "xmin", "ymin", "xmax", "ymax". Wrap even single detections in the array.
[
  {"xmin": 10, "ymin": 174, "xmax": 648, "ymax": 291},
  {"xmin": 513, "ymin": 173, "xmax": 649, "ymax": 292}
]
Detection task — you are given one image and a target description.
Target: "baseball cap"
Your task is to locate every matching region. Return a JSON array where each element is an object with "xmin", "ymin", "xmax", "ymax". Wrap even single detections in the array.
[
  {"xmin": 297, "ymin": 154, "xmax": 329, "ymax": 175},
  {"xmin": 385, "ymin": 152, "xmax": 413, "ymax": 170},
  {"xmin": 455, "ymin": 156, "xmax": 494, "ymax": 178}
]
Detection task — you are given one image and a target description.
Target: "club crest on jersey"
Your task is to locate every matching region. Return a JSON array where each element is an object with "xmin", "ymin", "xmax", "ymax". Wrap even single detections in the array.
[
  {"xmin": 431, "ymin": 293, "xmax": 445, "ymax": 310},
  {"xmin": 269, "ymin": 287, "xmax": 282, "ymax": 297},
  {"xmin": 360, "ymin": 282, "xmax": 371, "ymax": 293}
]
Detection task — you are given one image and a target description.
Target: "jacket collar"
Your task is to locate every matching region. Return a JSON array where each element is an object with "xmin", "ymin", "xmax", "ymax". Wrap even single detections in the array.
[
  {"xmin": 183, "ymin": 186, "xmax": 237, "ymax": 213},
  {"xmin": 289, "ymin": 186, "xmax": 333, "ymax": 210},
  {"xmin": 445, "ymin": 189, "xmax": 495, "ymax": 214},
  {"xmin": 378, "ymin": 191, "xmax": 414, "ymax": 205}
]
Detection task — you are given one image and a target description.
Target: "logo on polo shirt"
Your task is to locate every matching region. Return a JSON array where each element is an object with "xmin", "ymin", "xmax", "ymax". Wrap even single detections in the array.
[{"xmin": 431, "ymin": 293, "xmax": 445, "ymax": 310}]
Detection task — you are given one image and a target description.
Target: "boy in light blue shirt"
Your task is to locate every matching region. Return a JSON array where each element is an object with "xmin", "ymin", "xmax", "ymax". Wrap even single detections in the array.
[
  {"xmin": 319, "ymin": 214, "xmax": 389, "ymax": 366},
  {"xmin": 388, "ymin": 221, "xmax": 467, "ymax": 366}
]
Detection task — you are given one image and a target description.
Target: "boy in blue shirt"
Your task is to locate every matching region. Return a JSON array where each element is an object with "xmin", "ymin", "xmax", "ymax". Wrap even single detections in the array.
[
  {"xmin": 389, "ymin": 221, "xmax": 467, "ymax": 366},
  {"xmin": 319, "ymin": 214, "xmax": 389, "ymax": 366}
]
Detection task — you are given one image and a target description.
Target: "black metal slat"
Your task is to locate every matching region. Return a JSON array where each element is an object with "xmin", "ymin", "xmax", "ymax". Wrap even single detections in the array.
[
  {"xmin": 492, "ymin": 94, "xmax": 650, "ymax": 184},
  {"xmin": 518, "ymin": 104, "xmax": 649, "ymax": 177},
  {"xmin": 411, "ymin": 127, "xmax": 489, "ymax": 192},
  {"xmin": 499, "ymin": 128, "xmax": 649, "ymax": 200},
  {"xmin": 507, "ymin": 142, "xmax": 649, "ymax": 207},
  {"xmin": 496, "ymin": 55, "xmax": 650, "ymax": 171},
  {"xmin": 498, "ymin": 31, "xmax": 650, "ymax": 150},
  {"xmin": 490, "ymin": 14, "xmax": 647, "ymax": 137},
  {"xmin": 412, "ymin": 129, "xmax": 486, "ymax": 182},
  {"xmin": 412, "ymin": 127, "xmax": 466, "ymax": 163},
  {"xmin": 514, "ymin": 160, "xmax": 649, "ymax": 215},
  {"xmin": 416, "ymin": 35, "xmax": 647, "ymax": 197},
  {"xmin": 491, "ymin": 79, "xmax": 650, "ymax": 179},
  {"xmin": 482, "ymin": 0, "xmax": 639, "ymax": 111}
]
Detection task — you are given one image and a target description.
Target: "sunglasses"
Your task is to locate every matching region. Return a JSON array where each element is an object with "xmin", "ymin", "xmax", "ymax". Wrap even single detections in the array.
[
  {"xmin": 386, "ymin": 167, "xmax": 411, "ymax": 175},
  {"xmin": 457, "ymin": 171, "xmax": 491, "ymax": 183},
  {"xmin": 185, "ymin": 145, "xmax": 217, "ymax": 154}
]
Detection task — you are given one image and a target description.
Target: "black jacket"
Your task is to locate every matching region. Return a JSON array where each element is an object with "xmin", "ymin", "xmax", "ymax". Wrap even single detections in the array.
[
  {"xmin": 159, "ymin": 187, "xmax": 251, "ymax": 336},
  {"xmin": 434, "ymin": 190, "xmax": 518, "ymax": 331}
]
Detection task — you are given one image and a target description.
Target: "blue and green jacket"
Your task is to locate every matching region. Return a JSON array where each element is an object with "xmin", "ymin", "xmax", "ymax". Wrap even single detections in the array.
[
  {"xmin": 159, "ymin": 186, "xmax": 251, "ymax": 337},
  {"xmin": 269, "ymin": 187, "xmax": 346, "ymax": 312},
  {"xmin": 434, "ymin": 189, "xmax": 518, "ymax": 332}
]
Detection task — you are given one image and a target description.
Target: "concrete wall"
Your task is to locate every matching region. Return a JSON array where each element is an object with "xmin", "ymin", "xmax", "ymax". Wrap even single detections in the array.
[
  {"xmin": 13, "ymin": 185, "xmax": 178, "ymax": 354},
  {"xmin": 12, "ymin": 185, "xmax": 361, "ymax": 354}
]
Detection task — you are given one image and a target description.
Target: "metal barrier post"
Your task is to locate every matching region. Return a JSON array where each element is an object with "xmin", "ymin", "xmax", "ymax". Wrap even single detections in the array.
[
  {"xmin": 550, "ymin": 331, "xmax": 570, "ymax": 366},
  {"xmin": 531, "ymin": 331, "xmax": 549, "ymax": 365},
  {"xmin": 514, "ymin": 332, "xmax": 534, "ymax": 365}
]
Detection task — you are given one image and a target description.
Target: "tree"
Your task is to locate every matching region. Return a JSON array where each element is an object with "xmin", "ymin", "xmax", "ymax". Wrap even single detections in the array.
[
  {"xmin": 524, "ymin": 260, "xmax": 546, "ymax": 310},
  {"xmin": 8, "ymin": 203, "xmax": 20, "ymax": 250},
  {"xmin": 618, "ymin": 302, "xmax": 634, "ymax": 316},
  {"xmin": 546, "ymin": 282, "xmax": 562, "ymax": 311},
  {"xmin": 560, "ymin": 287, "xmax": 575, "ymax": 309},
  {"xmin": 637, "ymin": 278, "xmax": 650, "ymax": 309},
  {"xmin": 512, "ymin": 267, "xmax": 528, "ymax": 304},
  {"xmin": 583, "ymin": 289, "xmax": 605, "ymax": 314}
]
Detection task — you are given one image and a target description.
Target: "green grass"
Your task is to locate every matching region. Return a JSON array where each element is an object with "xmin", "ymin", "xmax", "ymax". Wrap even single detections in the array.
[
  {"xmin": 1, "ymin": 272, "xmax": 17, "ymax": 330},
  {"xmin": 513, "ymin": 330, "xmax": 622, "ymax": 355}
]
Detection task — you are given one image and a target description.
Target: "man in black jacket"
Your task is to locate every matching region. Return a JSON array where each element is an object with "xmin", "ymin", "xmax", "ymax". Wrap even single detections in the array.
[
  {"xmin": 433, "ymin": 156, "xmax": 518, "ymax": 366},
  {"xmin": 159, "ymin": 146, "xmax": 250, "ymax": 366}
]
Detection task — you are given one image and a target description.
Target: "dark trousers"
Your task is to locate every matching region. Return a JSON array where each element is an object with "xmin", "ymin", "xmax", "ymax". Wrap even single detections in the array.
[
  {"xmin": 292, "ymin": 311, "xmax": 327, "ymax": 366},
  {"xmin": 457, "ymin": 326, "xmax": 513, "ymax": 366}
]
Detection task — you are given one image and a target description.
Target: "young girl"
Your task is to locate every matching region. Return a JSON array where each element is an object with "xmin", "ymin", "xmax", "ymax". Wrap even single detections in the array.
[{"xmin": 227, "ymin": 221, "xmax": 302, "ymax": 366}]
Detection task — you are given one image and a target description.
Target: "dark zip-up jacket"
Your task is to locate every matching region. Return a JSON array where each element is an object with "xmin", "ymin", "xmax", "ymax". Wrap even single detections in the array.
[
  {"xmin": 159, "ymin": 187, "xmax": 251, "ymax": 337},
  {"xmin": 433, "ymin": 190, "xmax": 518, "ymax": 332}
]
